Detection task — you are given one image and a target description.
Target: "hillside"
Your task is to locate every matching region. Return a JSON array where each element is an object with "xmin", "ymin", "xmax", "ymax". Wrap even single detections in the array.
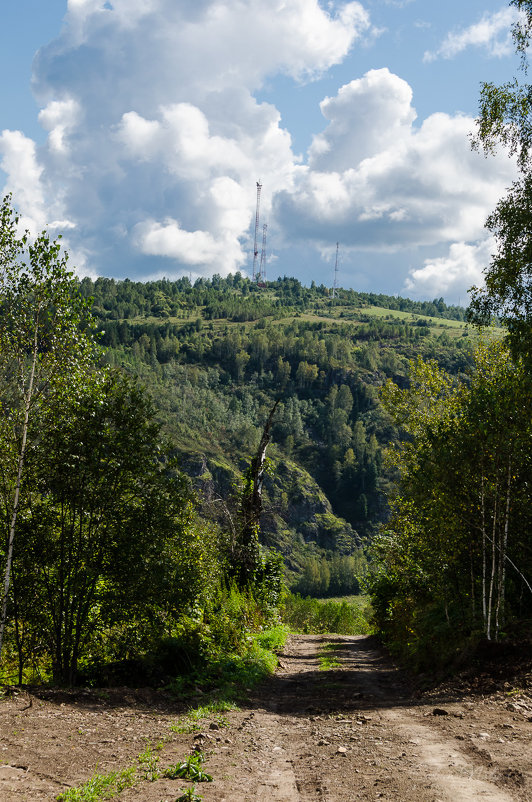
[{"xmin": 79, "ymin": 273, "xmax": 476, "ymax": 592}]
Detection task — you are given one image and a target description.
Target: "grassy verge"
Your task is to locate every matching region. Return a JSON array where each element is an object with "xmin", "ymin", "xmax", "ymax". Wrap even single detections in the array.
[{"xmin": 165, "ymin": 623, "xmax": 290, "ymax": 702}]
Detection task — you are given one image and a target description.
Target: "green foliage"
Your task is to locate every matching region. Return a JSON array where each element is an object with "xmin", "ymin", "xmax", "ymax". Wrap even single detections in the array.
[
  {"xmin": 164, "ymin": 752, "xmax": 213, "ymax": 782},
  {"xmin": 253, "ymin": 623, "xmax": 290, "ymax": 652},
  {"xmin": 282, "ymin": 593, "xmax": 373, "ymax": 635},
  {"xmin": 56, "ymin": 766, "xmax": 135, "ymax": 801},
  {"xmin": 7, "ymin": 370, "xmax": 218, "ymax": 685},
  {"xmin": 370, "ymin": 343, "xmax": 532, "ymax": 668}
]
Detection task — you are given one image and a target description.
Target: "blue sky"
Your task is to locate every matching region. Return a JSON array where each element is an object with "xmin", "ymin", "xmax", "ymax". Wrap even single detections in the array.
[{"xmin": 0, "ymin": 0, "xmax": 522, "ymax": 304}]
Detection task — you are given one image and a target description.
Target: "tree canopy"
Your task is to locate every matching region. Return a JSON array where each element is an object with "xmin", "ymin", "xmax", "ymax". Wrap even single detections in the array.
[{"xmin": 469, "ymin": 0, "xmax": 532, "ymax": 364}]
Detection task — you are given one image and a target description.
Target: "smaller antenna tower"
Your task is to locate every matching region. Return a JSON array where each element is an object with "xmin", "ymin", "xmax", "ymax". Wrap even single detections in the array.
[
  {"xmin": 252, "ymin": 180, "xmax": 262, "ymax": 281},
  {"xmin": 258, "ymin": 223, "xmax": 267, "ymax": 285},
  {"xmin": 332, "ymin": 242, "xmax": 339, "ymax": 298}
]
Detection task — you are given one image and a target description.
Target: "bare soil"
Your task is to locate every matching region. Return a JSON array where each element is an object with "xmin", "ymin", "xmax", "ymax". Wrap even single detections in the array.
[{"xmin": 1, "ymin": 634, "xmax": 531, "ymax": 801}]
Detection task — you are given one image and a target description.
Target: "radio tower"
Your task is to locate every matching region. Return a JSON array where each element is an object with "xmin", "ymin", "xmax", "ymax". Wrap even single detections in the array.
[
  {"xmin": 258, "ymin": 223, "xmax": 267, "ymax": 285},
  {"xmin": 252, "ymin": 181, "xmax": 262, "ymax": 281},
  {"xmin": 332, "ymin": 242, "xmax": 339, "ymax": 298}
]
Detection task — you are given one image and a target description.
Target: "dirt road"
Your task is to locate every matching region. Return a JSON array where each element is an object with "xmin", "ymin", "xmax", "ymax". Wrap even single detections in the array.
[{"xmin": 1, "ymin": 634, "xmax": 530, "ymax": 801}]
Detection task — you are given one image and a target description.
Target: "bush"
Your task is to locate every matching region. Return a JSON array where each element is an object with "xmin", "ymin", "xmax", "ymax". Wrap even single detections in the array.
[{"xmin": 282, "ymin": 593, "xmax": 372, "ymax": 635}]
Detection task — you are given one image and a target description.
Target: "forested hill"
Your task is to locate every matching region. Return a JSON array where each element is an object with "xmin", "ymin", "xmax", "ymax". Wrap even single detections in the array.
[{"xmin": 79, "ymin": 273, "xmax": 474, "ymax": 595}]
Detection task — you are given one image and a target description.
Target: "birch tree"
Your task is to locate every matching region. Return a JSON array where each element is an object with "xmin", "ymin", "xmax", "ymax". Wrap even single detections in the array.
[
  {"xmin": 0, "ymin": 196, "xmax": 97, "ymax": 660},
  {"xmin": 374, "ymin": 343, "xmax": 532, "ymax": 660}
]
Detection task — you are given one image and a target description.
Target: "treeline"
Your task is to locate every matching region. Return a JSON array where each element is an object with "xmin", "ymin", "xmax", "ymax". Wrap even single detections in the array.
[
  {"xmin": 292, "ymin": 553, "xmax": 364, "ymax": 597},
  {"xmin": 78, "ymin": 273, "xmax": 466, "ymax": 322}
]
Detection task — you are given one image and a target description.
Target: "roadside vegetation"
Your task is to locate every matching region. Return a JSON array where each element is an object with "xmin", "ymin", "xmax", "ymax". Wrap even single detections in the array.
[
  {"xmin": 282, "ymin": 593, "xmax": 372, "ymax": 636},
  {"xmin": 2, "ymin": 2, "xmax": 532, "ymax": 689},
  {"xmin": 368, "ymin": 1, "xmax": 532, "ymax": 673}
]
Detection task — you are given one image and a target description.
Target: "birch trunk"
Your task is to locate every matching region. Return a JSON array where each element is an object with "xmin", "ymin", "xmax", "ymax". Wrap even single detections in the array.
[
  {"xmin": 495, "ymin": 458, "xmax": 512, "ymax": 640},
  {"xmin": 0, "ymin": 319, "xmax": 40, "ymax": 658},
  {"xmin": 486, "ymin": 487, "xmax": 498, "ymax": 641}
]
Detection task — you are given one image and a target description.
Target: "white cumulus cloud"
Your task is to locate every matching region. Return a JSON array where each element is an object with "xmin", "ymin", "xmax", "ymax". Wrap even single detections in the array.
[
  {"xmin": 404, "ymin": 239, "xmax": 495, "ymax": 302},
  {"xmin": 275, "ymin": 69, "xmax": 515, "ymax": 251},
  {"xmin": 3, "ymin": 0, "xmax": 371, "ymax": 279},
  {"xmin": 309, "ymin": 69, "xmax": 416, "ymax": 171},
  {"xmin": 424, "ymin": 7, "xmax": 518, "ymax": 62}
]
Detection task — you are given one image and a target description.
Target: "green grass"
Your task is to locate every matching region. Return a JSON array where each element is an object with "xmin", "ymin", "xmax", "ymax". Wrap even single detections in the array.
[
  {"xmin": 170, "ymin": 699, "xmax": 237, "ymax": 734},
  {"xmin": 318, "ymin": 642, "xmax": 342, "ymax": 671},
  {"xmin": 353, "ymin": 305, "xmax": 466, "ymax": 327},
  {"xmin": 316, "ymin": 594, "xmax": 370, "ymax": 606},
  {"xmin": 136, "ymin": 742, "xmax": 162, "ymax": 782},
  {"xmin": 56, "ymin": 767, "xmax": 135, "ymax": 801},
  {"xmin": 282, "ymin": 592, "xmax": 373, "ymax": 635}
]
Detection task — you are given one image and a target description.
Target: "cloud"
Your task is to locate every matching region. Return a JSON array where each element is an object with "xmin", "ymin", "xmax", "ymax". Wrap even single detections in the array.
[
  {"xmin": 3, "ymin": 0, "xmax": 371, "ymax": 279},
  {"xmin": 0, "ymin": 129, "xmax": 46, "ymax": 233},
  {"xmin": 0, "ymin": 1, "xmax": 519, "ymax": 301},
  {"xmin": 309, "ymin": 69, "xmax": 416, "ymax": 171},
  {"xmin": 38, "ymin": 98, "xmax": 82, "ymax": 155},
  {"xmin": 403, "ymin": 239, "xmax": 494, "ymax": 302},
  {"xmin": 274, "ymin": 69, "xmax": 516, "ymax": 252},
  {"xmin": 34, "ymin": 0, "xmax": 371, "ymax": 106},
  {"xmin": 424, "ymin": 7, "xmax": 518, "ymax": 62}
]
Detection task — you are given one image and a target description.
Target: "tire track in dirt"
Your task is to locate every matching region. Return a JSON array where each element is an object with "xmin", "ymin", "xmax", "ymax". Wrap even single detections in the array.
[
  {"xmin": 1, "ymin": 634, "xmax": 530, "ymax": 801},
  {"xmin": 202, "ymin": 634, "xmax": 529, "ymax": 802}
]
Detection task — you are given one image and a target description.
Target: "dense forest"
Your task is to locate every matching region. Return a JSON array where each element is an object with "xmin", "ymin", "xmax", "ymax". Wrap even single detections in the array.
[{"xmin": 78, "ymin": 272, "xmax": 475, "ymax": 592}]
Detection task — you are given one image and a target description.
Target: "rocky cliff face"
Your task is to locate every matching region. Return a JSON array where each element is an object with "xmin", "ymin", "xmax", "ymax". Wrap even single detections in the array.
[{"xmin": 176, "ymin": 450, "xmax": 362, "ymax": 575}]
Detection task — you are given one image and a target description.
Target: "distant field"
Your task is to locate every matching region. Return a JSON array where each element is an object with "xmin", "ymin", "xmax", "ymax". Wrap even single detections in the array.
[
  {"xmin": 317, "ymin": 594, "xmax": 371, "ymax": 607},
  {"xmin": 351, "ymin": 305, "xmax": 467, "ymax": 328},
  {"xmin": 114, "ymin": 304, "xmax": 501, "ymax": 343}
]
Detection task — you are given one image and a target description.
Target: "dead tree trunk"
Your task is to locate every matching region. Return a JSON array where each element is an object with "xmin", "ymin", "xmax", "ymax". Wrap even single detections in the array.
[{"xmin": 235, "ymin": 400, "xmax": 279, "ymax": 587}]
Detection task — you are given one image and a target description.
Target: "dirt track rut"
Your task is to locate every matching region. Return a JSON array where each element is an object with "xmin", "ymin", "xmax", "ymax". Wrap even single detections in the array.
[
  {"xmin": 200, "ymin": 634, "xmax": 528, "ymax": 802},
  {"xmin": 1, "ymin": 633, "xmax": 530, "ymax": 801}
]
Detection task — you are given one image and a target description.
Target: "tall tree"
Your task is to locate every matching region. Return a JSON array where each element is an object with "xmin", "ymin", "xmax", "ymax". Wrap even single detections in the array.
[
  {"xmin": 12, "ymin": 372, "xmax": 210, "ymax": 685},
  {"xmin": 372, "ymin": 343, "xmax": 532, "ymax": 662},
  {"xmin": 0, "ymin": 196, "xmax": 97, "ymax": 659},
  {"xmin": 470, "ymin": 1, "xmax": 532, "ymax": 363}
]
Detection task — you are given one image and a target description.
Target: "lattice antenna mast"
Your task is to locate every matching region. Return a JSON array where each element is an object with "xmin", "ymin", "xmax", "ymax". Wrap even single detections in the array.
[
  {"xmin": 332, "ymin": 242, "xmax": 339, "ymax": 298},
  {"xmin": 259, "ymin": 223, "xmax": 268, "ymax": 284},
  {"xmin": 252, "ymin": 181, "xmax": 262, "ymax": 281}
]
